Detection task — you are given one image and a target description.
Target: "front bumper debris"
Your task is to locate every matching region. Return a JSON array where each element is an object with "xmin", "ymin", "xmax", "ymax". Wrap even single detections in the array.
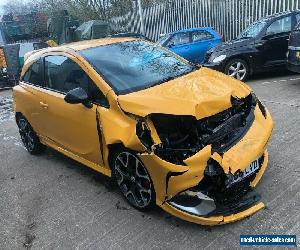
[{"xmin": 162, "ymin": 150, "xmax": 269, "ymax": 226}]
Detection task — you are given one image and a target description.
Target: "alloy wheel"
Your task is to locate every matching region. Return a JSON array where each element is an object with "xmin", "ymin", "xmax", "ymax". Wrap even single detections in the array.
[
  {"xmin": 114, "ymin": 152, "xmax": 152, "ymax": 209},
  {"xmin": 227, "ymin": 61, "xmax": 247, "ymax": 81},
  {"xmin": 18, "ymin": 118, "xmax": 36, "ymax": 152}
]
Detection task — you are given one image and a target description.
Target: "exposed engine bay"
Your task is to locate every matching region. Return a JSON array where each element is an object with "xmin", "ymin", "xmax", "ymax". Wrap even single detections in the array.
[{"xmin": 137, "ymin": 93, "xmax": 261, "ymax": 165}]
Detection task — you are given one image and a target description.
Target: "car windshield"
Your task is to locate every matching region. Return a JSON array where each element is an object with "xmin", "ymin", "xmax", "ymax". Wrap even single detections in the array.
[
  {"xmin": 80, "ymin": 41, "xmax": 196, "ymax": 95},
  {"xmin": 238, "ymin": 20, "xmax": 266, "ymax": 39}
]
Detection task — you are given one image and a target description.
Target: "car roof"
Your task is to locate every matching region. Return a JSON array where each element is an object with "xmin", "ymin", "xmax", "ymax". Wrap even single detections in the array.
[
  {"xmin": 260, "ymin": 10, "xmax": 300, "ymax": 22},
  {"xmin": 171, "ymin": 27, "xmax": 213, "ymax": 34},
  {"xmin": 23, "ymin": 37, "xmax": 139, "ymax": 63},
  {"xmin": 45, "ymin": 37, "xmax": 137, "ymax": 52}
]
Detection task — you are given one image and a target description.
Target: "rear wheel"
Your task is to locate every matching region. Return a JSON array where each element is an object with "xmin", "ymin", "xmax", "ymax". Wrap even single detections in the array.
[
  {"xmin": 225, "ymin": 58, "xmax": 249, "ymax": 81},
  {"xmin": 111, "ymin": 150, "xmax": 155, "ymax": 210},
  {"xmin": 16, "ymin": 115, "xmax": 46, "ymax": 154}
]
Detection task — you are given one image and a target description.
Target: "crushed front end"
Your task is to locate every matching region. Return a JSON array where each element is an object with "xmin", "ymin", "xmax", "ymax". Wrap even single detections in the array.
[{"xmin": 136, "ymin": 92, "xmax": 273, "ymax": 225}]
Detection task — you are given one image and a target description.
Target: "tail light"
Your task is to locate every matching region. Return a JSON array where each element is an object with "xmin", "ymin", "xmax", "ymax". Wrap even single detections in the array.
[{"xmin": 215, "ymin": 30, "xmax": 224, "ymax": 41}]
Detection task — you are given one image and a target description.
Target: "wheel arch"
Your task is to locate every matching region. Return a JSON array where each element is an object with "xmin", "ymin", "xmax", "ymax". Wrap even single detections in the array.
[
  {"xmin": 107, "ymin": 142, "xmax": 127, "ymax": 168},
  {"xmin": 15, "ymin": 111, "xmax": 25, "ymax": 123}
]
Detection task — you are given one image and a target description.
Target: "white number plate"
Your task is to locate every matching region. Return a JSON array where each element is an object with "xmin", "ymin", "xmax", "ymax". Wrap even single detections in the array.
[{"xmin": 231, "ymin": 159, "xmax": 260, "ymax": 185}]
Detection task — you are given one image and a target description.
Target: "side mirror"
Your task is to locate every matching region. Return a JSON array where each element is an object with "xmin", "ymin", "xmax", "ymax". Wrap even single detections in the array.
[
  {"xmin": 168, "ymin": 42, "xmax": 175, "ymax": 48},
  {"xmin": 64, "ymin": 87, "xmax": 93, "ymax": 108}
]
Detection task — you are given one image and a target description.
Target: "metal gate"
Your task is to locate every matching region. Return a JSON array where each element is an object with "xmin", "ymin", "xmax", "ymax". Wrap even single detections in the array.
[{"xmin": 111, "ymin": 0, "xmax": 300, "ymax": 41}]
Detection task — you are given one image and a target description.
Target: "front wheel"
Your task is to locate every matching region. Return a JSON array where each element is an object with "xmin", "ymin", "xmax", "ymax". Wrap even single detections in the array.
[
  {"xmin": 224, "ymin": 58, "xmax": 249, "ymax": 81},
  {"xmin": 111, "ymin": 150, "xmax": 155, "ymax": 210},
  {"xmin": 16, "ymin": 115, "xmax": 46, "ymax": 155}
]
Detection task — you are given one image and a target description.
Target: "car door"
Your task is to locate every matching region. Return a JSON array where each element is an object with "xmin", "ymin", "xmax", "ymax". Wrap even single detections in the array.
[
  {"xmin": 166, "ymin": 32, "xmax": 192, "ymax": 61},
  {"xmin": 19, "ymin": 58, "xmax": 46, "ymax": 134},
  {"xmin": 290, "ymin": 13, "xmax": 300, "ymax": 47},
  {"xmin": 290, "ymin": 15, "xmax": 300, "ymax": 48},
  {"xmin": 288, "ymin": 15, "xmax": 300, "ymax": 68},
  {"xmin": 36, "ymin": 54, "xmax": 107, "ymax": 166},
  {"xmin": 189, "ymin": 30, "xmax": 217, "ymax": 64},
  {"xmin": 257, "ymin": 15, "xmax": 292, "ymax": 67}
]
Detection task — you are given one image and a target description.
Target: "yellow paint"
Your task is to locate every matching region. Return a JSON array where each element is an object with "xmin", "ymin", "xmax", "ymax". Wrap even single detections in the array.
[
  {"xmin": 161, "ymin": 201, "xmax": 265, "ymax": 226},
  {"xmin": 0, "ymin": 48, "xmax": 7, "ymax": 68},
  {"xmin": 220, "ymin": 107, "xmax": 273, "ymax": 174},
  {"xmin": 118, "ymin": 67, "xmax": 251, "ymax": 120},
  {"xmin": 251, "ymin": 150, "xmax": 269, "ymax": 188},
  {"xmin": 13, "ymin": 38, "xmax": 274, "ymax": 225}
]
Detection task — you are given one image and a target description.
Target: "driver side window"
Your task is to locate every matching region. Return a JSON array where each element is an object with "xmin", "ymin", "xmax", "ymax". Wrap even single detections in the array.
[
  {"xmin": 44, "ymin": 55, "xmax": 109, "ymax": 107},
  {"xmin": 296, "ymin": 14, "xmax": 300, "ymax": 30},
  {"xmin": 192, "ymin": 30, "xmax": 213, "ymax": 42},
  {"xmin": 266, "ymin": 16, "xmax": 292, "ymax": 35}
]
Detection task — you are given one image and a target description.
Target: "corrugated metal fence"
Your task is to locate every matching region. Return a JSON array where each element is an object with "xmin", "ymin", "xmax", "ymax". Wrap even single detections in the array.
[{"xmin": 111, "ymin": 0, "xmax": 300, "ymax": 41}]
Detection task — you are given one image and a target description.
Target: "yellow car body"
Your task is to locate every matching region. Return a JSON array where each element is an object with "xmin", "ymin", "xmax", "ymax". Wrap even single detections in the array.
[
  {"xmin": 0, "ymin": 47, "xmax": 7, "ymax": 69},
  {"xmin": 13, "ymin": 38, "xmax": 274, "ymax": 225}
]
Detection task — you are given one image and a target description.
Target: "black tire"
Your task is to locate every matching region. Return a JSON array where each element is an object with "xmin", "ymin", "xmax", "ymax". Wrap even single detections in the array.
[
  {"xmin": 16, "ymin": 115, "xmax": 46, "ymax": 155},
  {"xmin": 224, "ymin": 58, "xmax": 249, "ymax": 81},
  {"xmin": 110, "ymin": 149, "xmax": 156, "ymax": 211}
]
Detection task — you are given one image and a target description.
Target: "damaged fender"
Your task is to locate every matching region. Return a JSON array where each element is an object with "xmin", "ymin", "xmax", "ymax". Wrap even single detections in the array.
[{"xmin": 138, "ymin": 145, "xmax": 211, "ymax": 205}]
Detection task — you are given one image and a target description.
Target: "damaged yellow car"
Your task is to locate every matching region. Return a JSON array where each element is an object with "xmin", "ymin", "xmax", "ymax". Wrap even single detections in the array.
[{"xmin": 13, "ymin": 38, "xmax": 273, "ymax": 225}]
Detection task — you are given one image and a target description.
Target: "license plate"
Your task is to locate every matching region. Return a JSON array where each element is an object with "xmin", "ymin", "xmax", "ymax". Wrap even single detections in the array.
[
  {"xmin": 296, "ymin": 51, "xmax": 300, "ymax": 58},
  {"xmin": 231, "ymin": 159, "xmax": 260, "ymax": 185}
]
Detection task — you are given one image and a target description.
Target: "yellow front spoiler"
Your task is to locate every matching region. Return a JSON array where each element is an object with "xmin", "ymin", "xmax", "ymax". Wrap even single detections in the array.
[{"xmin": 162, "ymin": 201, "xmax": 265, "ymax": 226}]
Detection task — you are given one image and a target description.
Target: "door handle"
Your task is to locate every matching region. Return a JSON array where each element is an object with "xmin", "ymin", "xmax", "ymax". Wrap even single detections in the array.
[{"xmin": 39, "ymin": 101, "xmax": 48, "ymax": 109}]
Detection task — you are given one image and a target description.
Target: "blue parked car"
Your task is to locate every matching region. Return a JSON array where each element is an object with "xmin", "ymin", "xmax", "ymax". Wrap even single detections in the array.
[{"xmin": 157, "ymin": 27, "xmax": 223, "ymax": 64}]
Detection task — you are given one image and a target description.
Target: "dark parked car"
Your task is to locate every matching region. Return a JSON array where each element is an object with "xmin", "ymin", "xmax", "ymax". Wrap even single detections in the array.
[
  {"xmin": 287, "ymin": 21, "xmax": 300, "ymax": 73},
  {"xmin": 157, "ymin": 27, "xmax": 223, "ymax": 64},
  {"xmin": 204, "ymin": 11, "xmax": 300, "ymax": 81}
]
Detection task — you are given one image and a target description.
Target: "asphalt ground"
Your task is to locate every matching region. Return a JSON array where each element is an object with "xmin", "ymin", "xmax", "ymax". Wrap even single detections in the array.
[{"xmin": 0, "ymin": 71, "xmax": 299, "ymax": 249}]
